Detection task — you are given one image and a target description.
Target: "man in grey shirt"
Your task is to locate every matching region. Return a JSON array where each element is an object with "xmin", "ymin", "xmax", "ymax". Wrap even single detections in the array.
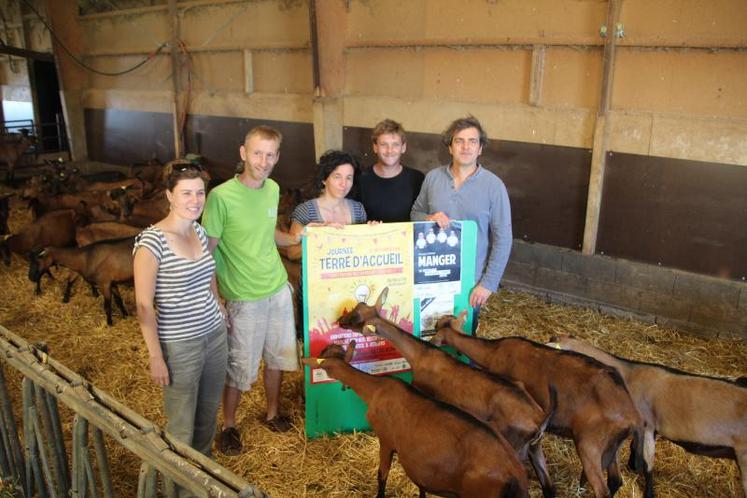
[{"xmin": 411, "ymin": 116, "xmax": 512, "ymax": 331}]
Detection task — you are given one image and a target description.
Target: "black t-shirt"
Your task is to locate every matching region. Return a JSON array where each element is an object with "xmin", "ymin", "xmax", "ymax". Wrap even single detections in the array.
[{"xmin": 356, "ymin": 166, "xmax": 425, "ymax": 223}]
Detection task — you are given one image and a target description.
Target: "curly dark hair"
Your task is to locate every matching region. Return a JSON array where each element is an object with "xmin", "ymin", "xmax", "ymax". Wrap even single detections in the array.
[{"xmin": 315, "ymin": 150, "xmax": 361, "ymax": 196}]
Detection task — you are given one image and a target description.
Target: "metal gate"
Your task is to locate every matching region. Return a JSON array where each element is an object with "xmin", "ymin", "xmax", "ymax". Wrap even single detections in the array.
[{"xmin": 0, "ymin": 325, "xmax": 269, "ymax": 498}]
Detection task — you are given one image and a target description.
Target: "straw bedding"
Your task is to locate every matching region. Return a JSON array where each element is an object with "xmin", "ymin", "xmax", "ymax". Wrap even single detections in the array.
[{"xmin": 0, "ymin": 193, "xmax": 745, "ymax": 497}]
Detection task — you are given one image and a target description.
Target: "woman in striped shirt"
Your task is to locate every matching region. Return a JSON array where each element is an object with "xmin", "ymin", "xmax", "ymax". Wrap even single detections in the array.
[{"xmin": 133, "ymin": 161, "xmax": 227, "ymax": 458}]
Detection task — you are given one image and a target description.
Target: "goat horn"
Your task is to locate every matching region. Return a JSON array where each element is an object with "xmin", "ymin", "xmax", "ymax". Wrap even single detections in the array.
[{"xmin": 316, "ymin": 358, "xmax": 325, "ymax": 365}]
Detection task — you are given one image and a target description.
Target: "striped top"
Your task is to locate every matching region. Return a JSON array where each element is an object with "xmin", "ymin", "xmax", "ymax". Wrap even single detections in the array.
[
  {"xmin": 133, "ymin": 222, "xmax": 223, "ymax": 342},
  {"xmin": 291, "ymin": 198, "xmax": 367, "ymax": 225}
]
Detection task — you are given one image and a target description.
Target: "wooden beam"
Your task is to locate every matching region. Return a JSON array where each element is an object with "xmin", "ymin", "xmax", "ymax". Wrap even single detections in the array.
[
  {"xmin": 529, "ymin": 45, "xmax": 545, "ymax": 107},
  {"xmin": 0, "ymin": 44, "xmax": 53, "ymax": 61},
  {"xmin": 308, "ymin": 0, "xmax": 321, "ymax": 95},
  {"xmin": 168, "ymin": 0, "xmax": 183, "ymax": 158},
  {"xmin": 582, "ymin": 0, "xmax": 623, "ymax": 255},
  {"xmin": 43, "ymin": 0, "xmax": 88, "ymax": 161},
  {"xmin": 243, "ymin": 49, "xmax": 253, "ymax": 95},
  {"xmin": 310, "ymin": 0, "xmax": 346, "ymax": 157}
]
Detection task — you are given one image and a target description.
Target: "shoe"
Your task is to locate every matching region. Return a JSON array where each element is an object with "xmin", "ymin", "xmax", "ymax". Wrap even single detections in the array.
[
  {"xmin": 216, "ymin": 427, "xmax": 242, "ymax": 456},
  {"xmin": 264, "ymin": 415, "xmax": 292, "ymax": 433}
]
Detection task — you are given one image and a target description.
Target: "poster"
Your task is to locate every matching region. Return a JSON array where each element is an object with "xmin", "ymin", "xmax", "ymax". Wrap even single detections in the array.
[
  {"xmin": 303, "ymin": 221, "xmax": 477, "ymax": 437},
  {"xmin": 304, "ymin": 223, "xmax": 415, "ymax": 383},
  {"xmin": 413, "ymin": 221, "xmax": 462, "ymax": 297}
]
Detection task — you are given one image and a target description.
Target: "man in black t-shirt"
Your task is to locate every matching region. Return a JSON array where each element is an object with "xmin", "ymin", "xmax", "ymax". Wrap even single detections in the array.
[{"xmin": 356, "ymin": 119, "xmax": 425, "ymax": 223}]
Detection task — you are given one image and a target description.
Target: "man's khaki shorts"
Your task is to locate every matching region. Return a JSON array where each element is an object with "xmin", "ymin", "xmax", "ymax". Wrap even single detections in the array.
[{"xmin": 225, "ymin": 283, "xmax": 299, "ymax": 391}]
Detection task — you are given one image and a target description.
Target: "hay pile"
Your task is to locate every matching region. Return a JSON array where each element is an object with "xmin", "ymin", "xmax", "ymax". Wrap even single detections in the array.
[{"xmin": 1, "ymin": 192, "xmax": 745, "ymax": 497}]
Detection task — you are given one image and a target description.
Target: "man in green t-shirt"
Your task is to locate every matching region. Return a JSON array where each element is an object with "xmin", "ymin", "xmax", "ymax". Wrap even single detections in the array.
[{"xmin": 203, "ymin": 125, "xmax": 301, "ymax": 455}]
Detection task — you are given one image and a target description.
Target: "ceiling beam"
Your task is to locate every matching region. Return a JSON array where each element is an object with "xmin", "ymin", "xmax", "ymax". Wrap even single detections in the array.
[{"xmin": 0, "ymin": 44, "xmax": 54, "ymax": 61}]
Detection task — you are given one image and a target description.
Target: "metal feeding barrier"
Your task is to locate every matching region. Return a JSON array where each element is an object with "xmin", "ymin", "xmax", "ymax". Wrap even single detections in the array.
[{"xmin": 0, "ymin": 325, "xmax": 269, "ymax": 498}]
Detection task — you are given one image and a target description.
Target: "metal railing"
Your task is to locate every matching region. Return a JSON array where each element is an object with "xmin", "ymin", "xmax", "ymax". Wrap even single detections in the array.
[
  {"xmin": 2, "ymin": 115, "xmax": 68, "ymax": 154},
  {"xmin": 0, "ymin": 325, "xmax": 269, "ymax": 498}
]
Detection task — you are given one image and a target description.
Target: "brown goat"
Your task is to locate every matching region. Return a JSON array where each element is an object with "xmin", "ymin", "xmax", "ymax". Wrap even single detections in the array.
[
  {"xmin": 128, "ymin": 157, "xmax": 165, "ymax": 188},
  {"xmin": 75, "ymin": 222, "xmax": 141, "ymax": 247},
  {"xmin": 0, "ymin": 130, "xmax": 35, "ymax": 185},
  {"xmin": 432, "ymin": 316, "xmax": 649, "ymax": 498},
  {"xmin": 28, "ymin": 236, "xmax": 135, "ymax": 325},
  {"xmin": 303, "ymin": 340, "xmax": 530, "ymax": 498},
  {"xmin": 547, "ymin": 335, "xmax": 747, "ymax": 497},
  {"xmin": 0, "ymin": 208, "xmax": 78, "ymax": 270},
  {"xmin": 86, "ymin": 177, "xmax": 151, "ymax": 196},
  {"xmin": 114, "ymin": 190, "xmax": 169, "ymax": 227},
  {"xmin": 0, "ymin": 192, "xmax": 11, "ymax": 234},
  {"xmin": 26, "ymin": 190, "xmax": 124, "ymax": 222},
  {"xmin": 338, "ymin": 288, "xmax": 556, "ymax": 497}
]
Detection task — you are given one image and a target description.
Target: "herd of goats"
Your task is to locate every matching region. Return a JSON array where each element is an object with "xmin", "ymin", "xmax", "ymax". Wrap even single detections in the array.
[
  {"xmin": 0, "ymin": 154, "xmax": 745, "ymax": 497},
  {"xmin": 0, "ymin": 157, "xmax": 185, "ymax": 325},
  {"xmin": 330, "ymin": 288, "xmax": 747, "ymax": 497}
]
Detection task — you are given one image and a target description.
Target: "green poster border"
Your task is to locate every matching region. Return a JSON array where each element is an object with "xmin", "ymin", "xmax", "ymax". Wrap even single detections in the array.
[{"xmin": 303, "ymin": 220, "xmax": 478, "ymax": 438}]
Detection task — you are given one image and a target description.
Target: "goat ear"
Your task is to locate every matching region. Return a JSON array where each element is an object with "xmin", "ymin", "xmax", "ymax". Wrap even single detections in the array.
[
  {"xmin": 300, "ymin": 357, "xmax": 317, "ymax": 367},
  {"xmin": 345, "ymin": 340, "xmax": 356, "ymax": 362},
  {"xmin": 375, "ymin": 287, "xmax": 388, "ymax": 312}
]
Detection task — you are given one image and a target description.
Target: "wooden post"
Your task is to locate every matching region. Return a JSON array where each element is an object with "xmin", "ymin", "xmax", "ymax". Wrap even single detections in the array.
[
  {"xmin": 582, "ymin": 0, "xmax": 623, "ymax": 255},
  {"xmin": 529, "ymin": 45, "xmax": 545, "ymax": 107},
  {"xmin": 22, "ymin": 379, "xmax": 46, "ymax": 498},
  {"xmin": 169, "ymin": 0, "xmax": 184, "ymax": 158},
  {"xmin": 0, "ymin": 366, "xmax": 21, "ymax": 485},
  {"xmin": 92, "ymin": 428, "xmax": 113, "ymax": 498},
  {"xmin": 310, "ymin": 0, "xmax": 347, "ymax": 158},
  {"xmin": 43, "ymin": 1, "xmax": 88, "ymax": 161},
  {"xmin": 243, "ymin": 50, "xmax": 254, "ymax": 95},
  {"xmin": 72, "ymin": 415, "xmax": 89, "ymax": 498},
  {"xmin": 30, "ymin": 407, "xmax": 56, "ymax": 498},
  {"xmin": 42, "ymin": 389, "xmax": 68, "ymax": 491},
  {"xmin": 34, "ymin": 386, "xmax": 66, "ymax": 497}
]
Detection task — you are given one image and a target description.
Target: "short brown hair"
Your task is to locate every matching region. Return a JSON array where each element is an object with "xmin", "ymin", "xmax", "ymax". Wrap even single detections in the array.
[
  {"xmin": 371, "ymin": 119, "xmax": 406, "ymax": 144},
  {"xmin": 442, "ymin": 115, "xmax": 488, "ymax": 148},
  {"xmin": 244, "ymin": 125, "xmax": 283, "ymax": 146}
]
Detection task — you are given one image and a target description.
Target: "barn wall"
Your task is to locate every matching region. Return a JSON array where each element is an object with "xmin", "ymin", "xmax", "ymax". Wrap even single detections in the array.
[
  {"xmin": 4, "ymin": 0, "xmax": 747, "ymax": 336},
  {"xmin": 78, "ymin": 0, "xmax": 314, "ymax": 179},
  {"xmin": 505, "ymin": 240, "xmax": 747, "ymax": 340}
]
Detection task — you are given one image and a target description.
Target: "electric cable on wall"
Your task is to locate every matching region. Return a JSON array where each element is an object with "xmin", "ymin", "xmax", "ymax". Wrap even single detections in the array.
[{"xmin": 21, "ymin": 0, "xmax": 166, "ymax": 77}]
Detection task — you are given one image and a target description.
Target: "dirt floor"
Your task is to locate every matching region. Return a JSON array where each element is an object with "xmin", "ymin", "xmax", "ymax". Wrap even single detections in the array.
[{"xmin": 1, "ymin": 193, "xmax": 745, "ymax": 497}]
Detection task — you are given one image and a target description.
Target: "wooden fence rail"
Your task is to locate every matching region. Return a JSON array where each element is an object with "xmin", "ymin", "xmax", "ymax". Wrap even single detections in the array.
[{"xmin": 0, "ymin": 325, "xmax": 269, "ymax": 498}]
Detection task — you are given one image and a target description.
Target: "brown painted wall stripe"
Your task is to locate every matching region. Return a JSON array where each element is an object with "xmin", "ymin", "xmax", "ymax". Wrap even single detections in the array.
[{"xmin": 598, "ymin": 151, "xmax": 747, "ymax": 280}]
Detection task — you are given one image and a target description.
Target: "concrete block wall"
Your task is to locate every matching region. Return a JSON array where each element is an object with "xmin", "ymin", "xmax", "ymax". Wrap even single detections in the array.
[{"xmin": 502, "ymin": 240, "xmax": 747, "ymax": 340}]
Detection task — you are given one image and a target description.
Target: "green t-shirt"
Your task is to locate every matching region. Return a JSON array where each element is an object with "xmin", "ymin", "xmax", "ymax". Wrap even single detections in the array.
[{"xmin": 202, "ymin": 177, "xmax": 287, "ymax": 301}]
